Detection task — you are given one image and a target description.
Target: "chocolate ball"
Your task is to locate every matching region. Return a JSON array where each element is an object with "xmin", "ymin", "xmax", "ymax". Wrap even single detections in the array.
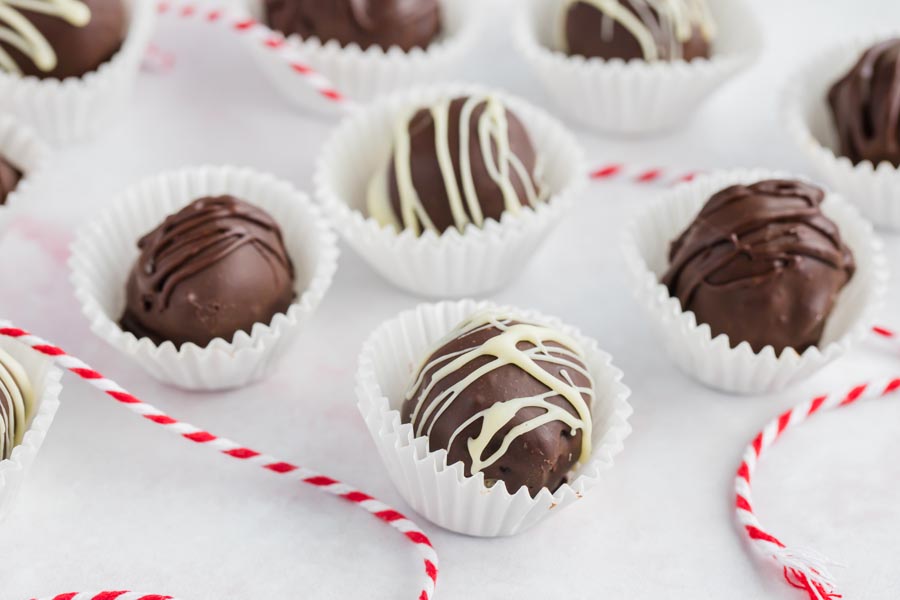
[
  {"xmin": 564, "ymin": 0, "xmax": 714, "ymax": 62},
  {"xmin": 401, "ymin": 311, "xmax": 595, "ymax": 496},
  {"xmin": 828, "ymin": 38, "xmax": 900, "ymax": 167},
  {"xmin": 0, "ymin": 0, "xmax": 126, "ymax": 80},
  {"xmin": 662, "ymin": 180, "xmax": 856, "ymax": 355},
  {"xmin": 367, "ymin": 96, "xmax": 546, "ymax": 235},
  {"xmin": 265, "ymin": 0, "xmax": 441, "ymax": 52},
  {"xmin": 120, "ymin": 196, "xmax": 296, "ymax": 348},
  {"xmin": 0, "ymin": 347, "xmax": 35, "ymax": 461},
  {"xmin": 0, "ymin": 156, "xmax": 22, "ymax": 205}
]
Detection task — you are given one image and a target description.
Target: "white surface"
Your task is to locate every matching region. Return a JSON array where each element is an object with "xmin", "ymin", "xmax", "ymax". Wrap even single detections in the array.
[{"xmin": 0, "ymin": 1, "xmax": 899, "ymax": 599}]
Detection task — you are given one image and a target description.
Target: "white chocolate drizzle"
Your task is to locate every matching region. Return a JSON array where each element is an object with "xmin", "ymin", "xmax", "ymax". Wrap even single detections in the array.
[
  {"xmin": 406, "ymin": 311, "xmax": 595, "ymax": 476},
  {"xmin": 0, "ymin": 0, "xmax": 91, "ymax": 75},
  {"xmin": 563, "ymin": 0, "xmax": 715, "ymax": 61},
  {"xmin": 368, "ymin": 95, "xmax": 546, "ymax": 235},
  {"xmin": 0, "ymin": 347, "xmax": 34, "ymax": 461}
]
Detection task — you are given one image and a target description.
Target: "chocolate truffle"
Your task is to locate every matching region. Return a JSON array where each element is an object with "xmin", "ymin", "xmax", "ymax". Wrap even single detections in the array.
[
  {"xmin": 563, "ymin": 0, "xmax": 715, "ymax": 62},
  {"xmin": 264, "ymin": 0, "xmax": 441, "ymax": 52},
  {"xmin": 0, "ymin": 0, "xmax": 126, "ymax": 80},
  {"xmin": 401, "ymin": 311, "xmax": 595, "ymax": 496},
  {"xmin": 367, "ymin": 95, "xmax": 547, "ymax": 235},
  {"xmin": 662, "ymin": 180, "xmax": 856, "ymax": 355},
  {"xmin": 0, "ymin": 347, "xmax": 35, "ymax": 461},
  {"xmin": 828, "ymin": 38, "xmax": 900, "ymax": 167},
  {"xmin": 120, "ymin": 196, "xmax": 296, "ymax": 348},
  {"xmin": 0, "ymin": 155, "xmax": 22, "ymax": 205}
]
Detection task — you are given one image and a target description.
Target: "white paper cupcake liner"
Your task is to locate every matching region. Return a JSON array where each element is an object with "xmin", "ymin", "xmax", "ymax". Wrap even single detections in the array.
[
  {"xmin": 240, "ymin": 0, "xmax": 482, "ymax": 114},
  {"xmin": 0, "ymin": 0, "xmax": 155, "ymax": 144},
  {"xmin": 514, "ymin": 0, "xmax": 763, "ymax": 135},
  {"xmin": 0, "ymin": 115, "xmax": 51, "ymax": 238},
  {"xmin": 0, "ymin": 336, "xmax": 63, "ymax": 523},
  {"xmin": 314, "ymin": 82, "xmax": 586, "ymax": 298},
  {"xmin": 622, "ymin": 169, "xmax": 888, "ymax": 395},
  {"xmin": 69, "ymin": 165, "xmax": 340, "ymax": 391},
  {"xmin": 784, "ymin": 32, "xmax": 900, "ymax": 232},
  {"xmin": 356, "ymin": 299, "xmax": 633, "ymax": 537}
]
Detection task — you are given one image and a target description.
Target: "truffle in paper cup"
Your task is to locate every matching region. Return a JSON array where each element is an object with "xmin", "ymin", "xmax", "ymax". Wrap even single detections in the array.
[
  {"xmin": 70, "ymin": 165, "xmax": 339, "ymax": 391},
  {"xmin": 356, "ymin": 299, "xmax": 633, "ymax": 537},
  {"xmin": 785, "ymin": 33, "xmax": 900, "ymax": 232},
  {"xmin": 514, "ymin": 0, "xmax": 762, "ymax": 135},
  {"xmin": 622, "ymin": 169, "xmax": 887, "ymax": 395},
  {"xmin": 0, "ymin": 0, "xmax": 155, "ymax": 144},
  {"xmin": 315, "ymin": 83, "xmax": 586, "ymax": 298},
  {"xmin": 0, "ymin": 116, "xmax": 50, "ymax": 238},
  {"xmin": 240, "ymin": 0, "xmax": 481, "ymax": 114},
  {"xmin": 0, "ymin": 336, "xmax": 63, "ymax": 523}
]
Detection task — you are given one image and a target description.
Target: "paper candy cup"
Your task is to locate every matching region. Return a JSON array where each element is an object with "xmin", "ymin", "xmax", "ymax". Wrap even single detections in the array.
[
  {"xmin": 356, "ymin": 299, "xmax": 633, "ymax": 537},
  {"xmin": 622, "ymin": 169, "xmax": 888, "ymax": 395},
  {"xmin": 70, "ymin": 165, "xmax": 340, "ymax": 391},
  {"xmin": 0, "ymin": 116, "xmax": 50, "ymax": 238}
]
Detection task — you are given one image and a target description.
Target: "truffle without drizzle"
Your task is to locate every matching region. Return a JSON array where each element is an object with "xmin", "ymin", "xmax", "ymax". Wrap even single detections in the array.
[
  {"xmin": 401, "ymin": 311, "xmax": 594, "ymax": 496},
  {"xmin": 367, "ymin": 95, "xmax": 546, "ymax": 235},
  {"xmin": 662, "ymin": 180, "xmax": 855, "ymax": 355},
  {"xmin": 563, "ymin": 0, "xmax": 715, "ymax": 62},
  {"xmin": 121, "ymin": 196, "xmax": 296, "ymax": 348},
  {"xmin": 0, "ymin": 347, "xmax": 35, "ymax": 461},
  {"xmin": 828, "ymin": 38, "xmax": 900, "ymax": 167}
]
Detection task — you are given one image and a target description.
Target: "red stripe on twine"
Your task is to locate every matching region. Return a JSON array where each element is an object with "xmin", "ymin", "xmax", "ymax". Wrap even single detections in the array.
[
  {"xmin": 206, "ymin": 8, "xmax": 222, "ymax": 21},
  {"xmin": 873, "ymin": 325, "xmax": 895, "ymax": 338},
  {"xmin": 145, "ymin": 414, "xmax": 177, "ymax": 425},
  {"xmin": 590, "ymin": 164, "xmax": 623, "ymax": 179},
  {"xmin": 305, "ymin": 475, "xmax": 338, "ymax": 487},
  {"xmin": 737, "ymin": 462, "xmax": 750, "ymax": 483},
  {"xmin": 784, "ymin": 568, "xmax": 843, "ymax": 600},
  {"xmin": 107, "ymin": 391, "xmax": 141, "ymax": 404},
  {"xmin": 745, "ymin": 525, "xmax": 785, "ymax": 548},
  {"xmin": 884, "ymin": 378, "xmax": 900, "ymax": 395},
  {"xmin": 751, "ymin": 433, "xmax": 763, "ymax": 457},
  {"xmin": 808, "ymin": 395, "xmax": 827, "ymax": 416},
  {"xmin": 291, "ymin": 62, "xmax": 312, "ymax": 75},
  {"xmin": 320, "ymin": 89, "xmax": 344, "ymax": 101},
  {"xmin": 225, "ymin": 447, "xmax": 260, "ymax": 459},
  {"xmin": 840, "ymin": 384, "xmax": 867, "ymax": 406},
  {"xmin": 419, "ymin": 592, "xmax": 429, "ymax": 600},
  {"xmin": 264, "ymin": 36, "xmax": 285, "ymax": 49},
  {"xmin": 70, "ymin": 368, "xmax": 103, "ymax": 380},
  {"xmin": 183, "ymin": 431, "xmax": 216, "ymax": 443},
  {"xmin": 0, "ymin": 327, "xmax": 26, "ymax": 337},
  {"xmin": 179, "ymin": 4, "xmax": 194, "ymax": 16},
  {"xmin": 776, "ymin": 410, "xmax": 792, "ymax": 436},
  {"xmin": 406, "ymin": 531, "xmax": 433, "ymax": 547},
  {"xmin": 265, "ymin": 462, "xmax": 298, "ymax": 473},
  {"xmin": 735, "ymin": 494, "xmax": 752, "ymax": 512},
  {"xmin": 376, "ymin": 510, "xmax": 405, "ymax": 523},
  {"xmin": 425, "ymin": 560, "xmax": 438, "ymax": 583},
  {"xmin": 91, "ymin": 592, "xmax": 129, "ymax": 600},
  {"xmin": 232, "ymin": 18, "xmax": 256, "ymax": 30},
  {"xmin": 52, "ymin": 595, "xmax": 77, "ymax": 600},
  {"xmin": 34, "ymin": 344, "xmax": 65, "ymax": 356},
  {"xmin": 635, "ymin": 169, "xmax": 663, "ymax": 183},
  {"xmin": 343, "ymin": 491, "xmax": 373, "ymax": 503}
]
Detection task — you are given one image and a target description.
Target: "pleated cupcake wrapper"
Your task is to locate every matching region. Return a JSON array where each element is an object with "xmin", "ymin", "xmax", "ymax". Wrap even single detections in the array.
[
  {"xmin": 314, "ymin": 82, "xmax": 586, "ymax": 298},
  {"xmin": 784, "ymin": 31, "xmax": 900, "ymax": 232},
  {"xmin": 0, "ymin": 116, "xmax": 51, "ymax": 238},
  {"xmin": 0, "ymin": 336, "xmax": 63, "ymax": 523},
  {"xmin": 622, "ymin": 168, "xmax": 888, "ymax": 395},
  {"xmin": 0, "ymin": 0, "xmax": 155, "ymax": 144},
  {"xmin": 240, "ymin": 0, "xmax": 482, "ymax": 114},
  {"xmin": 513, "ymin": 0, "xmax": 762, "ymax": 135},
  {"xmin": 356, "ymin": 299, "xmax": 633, "ymax": 537},
  {"xmin": 69, "ymin": 165, "xmax": 340, "ymax": 391}
]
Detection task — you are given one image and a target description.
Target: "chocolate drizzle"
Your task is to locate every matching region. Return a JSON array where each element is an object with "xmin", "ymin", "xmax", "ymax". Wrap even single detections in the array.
[
  {"xmin": 828, "ymin": 38, "xmax": 900, "ymax": 167},
  {"xmin": 121, "ymin": 196, "xmax": 296, "ymax": 348},
  {"xmin": 0, "ymin": 155, "xmax": 21, "ymax": 205},
  {"xmin": 662, "ymin": 180, "xmax": 855, "ymax": 354}
]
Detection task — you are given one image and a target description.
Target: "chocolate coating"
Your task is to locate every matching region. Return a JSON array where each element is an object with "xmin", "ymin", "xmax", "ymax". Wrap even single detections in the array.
[
  {"xmin": 0, "ymin": 0, "xmax": 126, "ymax": 80},
  {"xmin": 828, "ymin": 38, "xmax": 900, "ymax": 167},
  {"xmin": 121, "ymin": 196, "xmax": 296, "ymax": 348},
  {"xmin": 264, "ymin": 0, "xmax": 441, "ymax": 52},
  {"xmin": 0, "ymin": 155, "xmax": 22, "ymax": 205},
  {"xmin": 662, "ymin": 180, "xmax": 856, "ymax": 355},
  {"xmin": 367, "ymin": 96, "xmax": 545, "ymax": 235},
  {"xmin": 401, "ymin": 313, "xmax": 594, "ymax": 496},
  {"xmin": 564, "ymin": 0, "xmax": 713, "ymax": 62}
]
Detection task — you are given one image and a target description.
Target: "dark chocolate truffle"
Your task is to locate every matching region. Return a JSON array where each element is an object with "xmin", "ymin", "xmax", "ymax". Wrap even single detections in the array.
[
  {"xmin": 401, "ymin": 311, "xmax": 595, "ymax": 496},
  {"xmin": 0, "ymin": 155, "xmax": 22, "ymax": 205},
  {"xmin": 120, "ymin": 196, "xmax": 296, "ymax": 348},
  {"xmin": 828, "ymin": 38, "xmax": 900, "ymax": 167},
  {"xmin": 265, "ymin": 0, "xmax": 441, "ymax": 52},
  {"xmin": 0, "ymin": 0, "xmax": 126, "ymax": 80},
  {"xmin": 367, "ymin": 95, "xmax": 547, "ymax": 235},
  {"xmin": 564, "ymin": 0, "xmax": 715, "ymax": 62},
  {"xmin": 0, "ymin": 347, "xmax": 35, "ymax": 461},
  {"xmin": 662, "ymin": 180, "xmax": 856, "ymax": 355}
]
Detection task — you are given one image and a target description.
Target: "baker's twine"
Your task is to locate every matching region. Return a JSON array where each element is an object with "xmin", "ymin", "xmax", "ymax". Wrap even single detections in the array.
[
  {"xmin": 0, "ymin": 324, "xmax": 437, "ymax": 600},
  {"xmin": 735, "ymin": 326, "xmax": 900, "ymax": 600}
]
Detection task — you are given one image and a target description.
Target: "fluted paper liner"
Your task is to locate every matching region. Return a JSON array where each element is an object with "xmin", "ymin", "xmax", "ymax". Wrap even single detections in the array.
[
  {"xmin": 0, "ymin": 337, "xmax": 63, "ymax": 523},
  {"xmin": 240, "ymin": 0, "xmax": 482, "ymax": 114},
  {"xmin": 514, "ymin": 0, "xmax": 762, "ymax": 135},
  {"xmin": 622, "ymin": 169, "xmax": 888, "ymax": 395},
  {"xmin": 356, "ymin": 299, "xmax": 633, "ymax": 537},
  {"xmin": 315, "ymin": 83, "xmax": 586, "ymax": 298},
  {"xmin": 785, "ymin": 32, "xmax": 900, "ymax": 232},
  {"xmin": 0, "ymin": 116, "xmax": 50, "ymax": 237},
  {"xmin": 70, "ymin": 165, "xmax": 340, "ymax": 391}
]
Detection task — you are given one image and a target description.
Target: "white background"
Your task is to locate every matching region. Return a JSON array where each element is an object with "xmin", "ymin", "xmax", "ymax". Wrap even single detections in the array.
[{"xmin": 1, "ymin": 1, "xmax": 900, "ymax": 598}]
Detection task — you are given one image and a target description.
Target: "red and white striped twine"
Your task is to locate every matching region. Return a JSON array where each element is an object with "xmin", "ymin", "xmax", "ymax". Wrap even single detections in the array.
[
  {"xmin": 736, "ymin": 327, "xmax": 900, "ymax": 600},
  {"xmin": 0, "ymin": 323, "xmax": 437, "ymax": 600},
  {"xmin": 589, "ymin": 162, "xmax": 702, "ymax": 186}
]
